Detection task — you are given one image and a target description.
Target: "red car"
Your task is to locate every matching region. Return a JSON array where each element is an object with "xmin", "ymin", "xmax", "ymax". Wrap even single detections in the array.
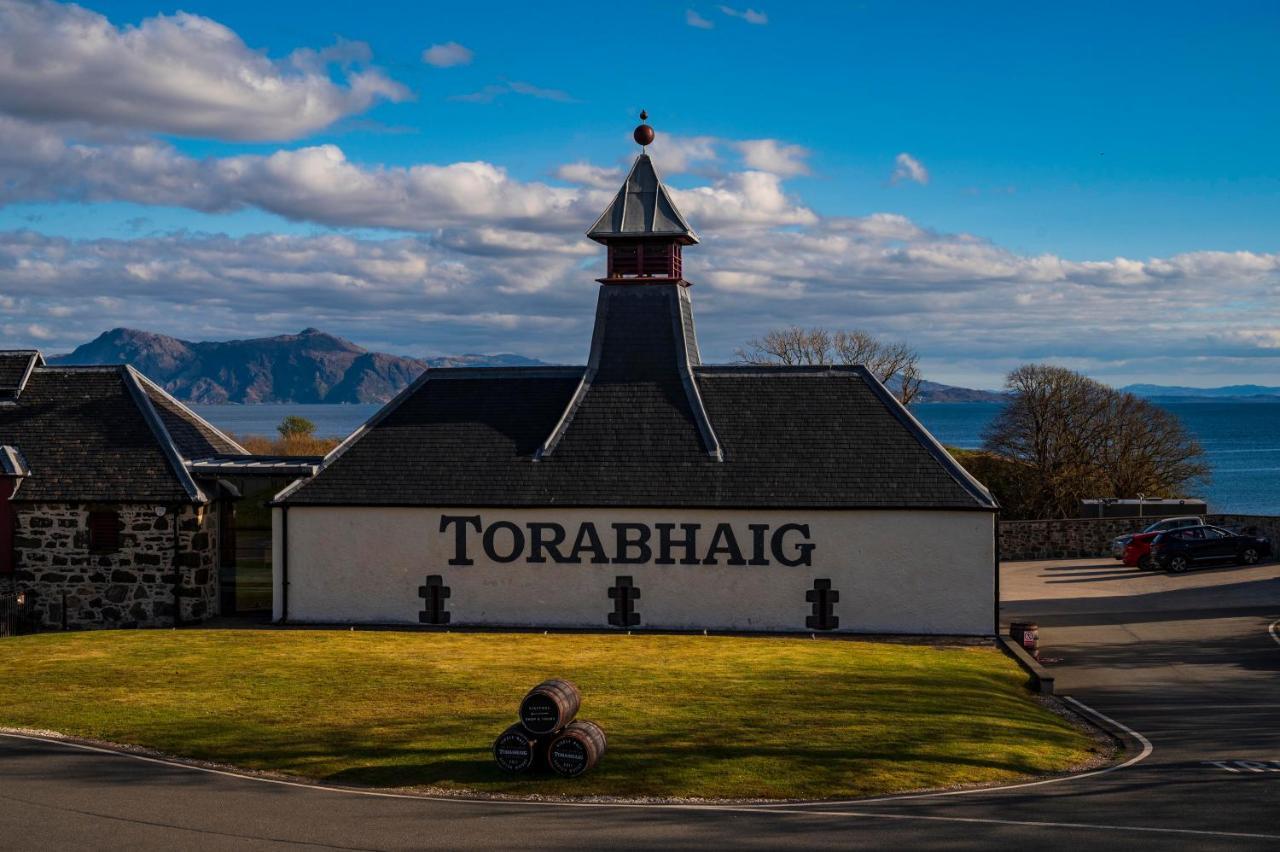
[{"xmin": 1123, "ymin": 532, "xmax": 1161, "ymax": 569}]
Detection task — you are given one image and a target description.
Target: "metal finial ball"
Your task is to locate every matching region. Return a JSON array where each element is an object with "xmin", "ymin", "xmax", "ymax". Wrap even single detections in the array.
[{"xmin": 633, "ymin": 123, "xmax": 655, "ymax": 147}]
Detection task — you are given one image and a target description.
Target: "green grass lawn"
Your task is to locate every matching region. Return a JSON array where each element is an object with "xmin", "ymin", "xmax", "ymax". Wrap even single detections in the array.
[{"xmin": 0, "ymin": 630, "xmax": 1101, "ymax": 800}]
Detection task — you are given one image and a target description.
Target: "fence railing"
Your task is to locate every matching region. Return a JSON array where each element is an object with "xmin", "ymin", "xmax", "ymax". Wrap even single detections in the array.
[{"xmin": 0, "ymin": 593, "xmax": 32, "ymax": 637}]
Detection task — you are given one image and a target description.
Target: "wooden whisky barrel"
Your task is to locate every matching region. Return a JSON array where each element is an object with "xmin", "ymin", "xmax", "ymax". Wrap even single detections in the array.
[
  {"xmin": 518, "ymin": 679, "xmax": 581, "ymax": 735},
  {"xmin": 492, "ymin": 724, "xmax": 546, "ymax": 772},
  {"xmin": 547, "ymin": 720, "xmax": 607, "ymax": 778}
]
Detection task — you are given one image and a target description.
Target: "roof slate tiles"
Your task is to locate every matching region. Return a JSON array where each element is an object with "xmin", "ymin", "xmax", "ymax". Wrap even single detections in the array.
[
  {"xmin": 140, "ymin": 378, "xmax": 244, "ymax": 458},
  {"xmin": 282, "ymin": 366, "xmax": 993, "ymax": 510},
  {"xmin": 0, "ymin": 368, "xmax": 193, "ymax": 503}
]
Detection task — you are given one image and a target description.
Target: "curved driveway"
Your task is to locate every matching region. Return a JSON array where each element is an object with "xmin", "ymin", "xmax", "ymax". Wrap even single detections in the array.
[{"xmin": 2, "ymin": 558, "xmax": 1278, "ymax": 850}]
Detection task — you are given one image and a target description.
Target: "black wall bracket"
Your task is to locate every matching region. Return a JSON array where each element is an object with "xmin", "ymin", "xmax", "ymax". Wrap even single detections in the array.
[
  {"xmin": 418, "ymin": 574, "xmax": 451, "ymax": 625},
  {"xmin": 608, "ymin": 575, "xmax": 640, "ymax": 627},
  {"xmin": 805, "ymin": 578, "xmax": 839, "ymax": 630}
]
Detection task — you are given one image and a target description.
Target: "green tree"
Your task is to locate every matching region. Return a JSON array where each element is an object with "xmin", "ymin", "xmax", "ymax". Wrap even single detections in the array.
[{"xmin": 277, "ymin": 415, "xmax": 317, "ymax": 440}]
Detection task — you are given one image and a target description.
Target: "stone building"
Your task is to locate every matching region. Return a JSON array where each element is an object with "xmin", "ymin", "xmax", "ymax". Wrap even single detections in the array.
[
  {"xmin": 273, "ymin": 121, "xmax": 1000, "ymax": 635},
  {"xmin": 0, "ymin": 351, "xmax": 312, "ymax": 628}
]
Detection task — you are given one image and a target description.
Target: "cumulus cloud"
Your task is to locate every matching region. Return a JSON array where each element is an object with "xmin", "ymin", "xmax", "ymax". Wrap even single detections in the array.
[
  {"xmin": 0, "ymin": 230, "xmax": 592, "ymax": 356},
  {"xmin": 554, "ymin": 162, "xmax": 624, "ymax": 189},
  {"xmin": 891, "ymin": 152, "xmax": 929, "ymax": 185},
  {"xmin": 733, "ymin": 139, "xmax": 810, "ymax": 177},
  {"xmin": 421, "ymin": 41, "xmax": 473, "ymax": 67},
  {"xmin": 6, "ymin": 219, "xmax": 1279, "ymax": 385},
  {"xmin": 5, "ymin": 209, "xmax": 1280, "ymax": 386},
  {"xmin": 672, "ymin": 171, "xmax": 816, "ymax": 228},
  {"xmin": 686, "ymin": 9, "xmax": 715, "ymax": 28},
  {"xmin": 0, "ymin": 1, "xmax": 408, "ymax": 141},
  {"xmin": 0, "ymin": 117, "xmax": 824, "ymax": 235},
  {"xmin": 648, "ymin": 134, "xmax": 721, "ymax": 174},
  {"xmin": 718, "ymin": 5, "xmax": 768, "ymax": 24}
]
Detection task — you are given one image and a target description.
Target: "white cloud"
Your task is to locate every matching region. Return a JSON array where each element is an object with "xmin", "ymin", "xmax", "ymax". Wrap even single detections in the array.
[
  {"xmin": 554, "ymin": 162, "xmax": 624, "ymax": 189},
  {"xmin": 0, "ymin": 1, "xmax": 408, "ymax": 141},
  {"xmin": 718, "ymin": 5, "xmax": 768, "ymax": 24},
  {"xmin": 891, "ymin": 152, "xmax": 929, "ymax": 185},
  {"xmin": 5, "ymin": 219, "xmax": 1280, "ymax": 386},
  {"xmin": 733, "ymin": 139, "xmax": 810, "ymax": 177},
  {"xmin": 0, "ymin": 117, "xmax": 824, "ymax": 236},
  {"xmin": 686, "ymin": 9, "xmax": 715, "ymax": 28},
  {"xmin": 648, "ymin": 134, "xmax": 721, "ymax": 173},
  {"xmin": 421, "ymin": 41, "xmax": 473, "ymax": 67},
  {"xmin": 452, "ymin": 80, "xmax": 576, "ymax": 104},
  {"xmin": 672, "ymin": 171, "xmax": 817, "ymax": 228}
]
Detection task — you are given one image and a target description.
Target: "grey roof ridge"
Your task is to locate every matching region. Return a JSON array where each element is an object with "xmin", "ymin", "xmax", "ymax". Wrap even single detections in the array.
[
  {"xmin": 15, "ymin": 351, "xmax": 43, "ymax": 394},
  {"xmin": 531, "ymin": 370, "xmax": 590, "ymax": 462},
  {"xmin": 855, "ymin": 366, "xmax": 999, "ymax": 511},
  {"xmin": 694, "ymin": 364, "xmax": 867, "ymax": 375},
  {"xmin": 587, "ymin": 154, "xmax": 699, "ymax": 242},
  {"xmin": 422, "ymin": 366, "xmax": 584, "ymax": 379},
  {"xmin": 272, "ymin": 365, "xmax": 435, "ymax": 505},
  {"xmin": 674, "ymin": 285, "xmax": 722, "ymax": 460},
  {"xmin": 122, "ymin": 365, "xmax": 206, "ymax": 504},
  {"xmin": 31, "ymin": 365, "xmax": 124, "ymax": 372},
  {"xmin": 132, "ymin": 370, "xmax": 249, "ymax": 455},
  {"xmin": 0, "ymin": 445, "xmax": 30, "ymax": 478},
  {"xmin": 645, "ymin": 154, "xmax": 697, "ymax": 238},
  {"xmin": 534, "ymin": 285, "xmax": 722, "ymax": 462}
]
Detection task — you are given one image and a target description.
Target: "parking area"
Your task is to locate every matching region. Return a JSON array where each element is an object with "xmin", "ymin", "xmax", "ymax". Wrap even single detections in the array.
[
  {"xmin": 1002, "ymin": 555, "xmax": 1280, "ymax": 606},
  {"xmin": 2, "ymin": 556, "xmax": 1278, "ymax": 849}
]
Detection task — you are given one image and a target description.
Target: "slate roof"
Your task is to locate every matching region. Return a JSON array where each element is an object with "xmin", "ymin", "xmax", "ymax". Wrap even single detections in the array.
[
  {"xmin": 137, "ymin": 374, "xmax": 245, "ymax": 458},
  {"xmin": 280, "ymin": 147, "xmax": 993, "ymax": 513},
  {"xmin": 0, "ymin": 358, "xmax": 249, "ymax": 504},
  {"xmin": 0, "ymin": 350, "xmax": 42, "ymax": 403},
  {"xmin": 587, "ymin": 154, "xmax": 698, "ymax": 245},
  {"xmin": 279, "ymin": 365, "xmax": 995, "ymax": 510},
  {"xmin": 0, "ymin": 445, "xmax": 30, "ymax": 478}
]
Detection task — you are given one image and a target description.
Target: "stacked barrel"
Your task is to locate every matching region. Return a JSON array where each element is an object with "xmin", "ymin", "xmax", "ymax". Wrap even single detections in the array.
[{"xmin": 492, "ymin": 679, "xmax": 607, "ymax": 778}]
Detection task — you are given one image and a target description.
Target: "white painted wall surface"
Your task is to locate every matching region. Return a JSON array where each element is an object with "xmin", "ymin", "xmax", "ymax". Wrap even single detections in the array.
[{"xmin": 277, "ymin": 507, "xmax": 995, "ymax": 635}]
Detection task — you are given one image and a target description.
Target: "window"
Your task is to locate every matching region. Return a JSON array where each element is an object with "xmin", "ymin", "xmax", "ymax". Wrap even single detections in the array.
[
  {"xmin": 87, "ymin": 510, "xmax": 121, "ymax": 554},
  {"xmin": 1203, "ymin": 528, "xmax": 1227, "ymax": 539}
]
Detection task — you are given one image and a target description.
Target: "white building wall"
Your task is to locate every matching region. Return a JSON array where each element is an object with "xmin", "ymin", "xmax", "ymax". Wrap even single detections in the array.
[{"xmin": 276, "ymin": 507, "xmax": 995, "ymax": 635}]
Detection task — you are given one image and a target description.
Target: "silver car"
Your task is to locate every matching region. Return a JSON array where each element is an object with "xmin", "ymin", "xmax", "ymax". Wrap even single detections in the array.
[{"xmin": 1112, "ymin": 516, "xmax": 1205, "ymax": 559}]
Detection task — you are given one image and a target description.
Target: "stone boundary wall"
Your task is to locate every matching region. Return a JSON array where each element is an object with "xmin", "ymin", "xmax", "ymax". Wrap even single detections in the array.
[
  {"xmin": 1000, "ymin": 513, "xmax": 1280, "ymax": 561},
  {"xmin": 5, "ymin": 502, "xmax": 219, "ymax": 629}
]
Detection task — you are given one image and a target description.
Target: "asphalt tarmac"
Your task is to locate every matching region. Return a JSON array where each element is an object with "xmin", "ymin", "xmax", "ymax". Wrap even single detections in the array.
[{"xmin": 2, "ymin": 557, "xmax": 1278, "ymax": 850}]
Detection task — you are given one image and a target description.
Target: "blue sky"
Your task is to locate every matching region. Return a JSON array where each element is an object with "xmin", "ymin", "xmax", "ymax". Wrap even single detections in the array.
[{"xmin": 0, "ymin": 0, "xmax": 1278, "ymax": 387}]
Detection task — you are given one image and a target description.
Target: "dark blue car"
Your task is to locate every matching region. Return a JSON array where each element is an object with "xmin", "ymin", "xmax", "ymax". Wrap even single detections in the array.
[{"xmin": 1150, "ymin": 525, "xmax": 1271, "ymax": 573}]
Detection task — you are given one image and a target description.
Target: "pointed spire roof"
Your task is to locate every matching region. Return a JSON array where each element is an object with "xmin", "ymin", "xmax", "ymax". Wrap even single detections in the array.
[{"xmin": 587, "ymin": 154, "xmax": 699, "ymax": 245}]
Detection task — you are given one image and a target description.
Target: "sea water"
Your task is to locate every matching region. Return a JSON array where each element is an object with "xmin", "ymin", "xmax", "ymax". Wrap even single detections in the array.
[
  {"xmin": 912, "ymin": 401, "xmax": 1280, "ymax": 515},
  {"xmin": 192, "ymin": 401, "xmax": 1280, "ymax": 515}
]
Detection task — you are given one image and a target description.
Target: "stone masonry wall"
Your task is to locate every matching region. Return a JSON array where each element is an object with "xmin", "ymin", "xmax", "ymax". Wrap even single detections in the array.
[
  {"xmin": 1000, "ymin": 513, "xmax": 1280, "ymax": 561},
  {"xmin": 8, "ymin": 502, "xmax": 219, "ymax": 629}
]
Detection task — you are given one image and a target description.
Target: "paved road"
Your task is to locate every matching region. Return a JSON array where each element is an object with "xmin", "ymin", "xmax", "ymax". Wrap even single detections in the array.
[{"xmin": 2, "ymin": 558, "xmax": 1278, "ymax": 850}]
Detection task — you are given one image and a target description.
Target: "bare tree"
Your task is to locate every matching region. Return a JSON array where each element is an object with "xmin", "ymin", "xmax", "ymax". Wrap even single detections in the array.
[
  {"xmin": 981, "ymin": 364, "xmax": 1208, "ymax": 519},
  {"xmin": 737, "ymin": 326, "xmax": 923, "ymax": 405}
]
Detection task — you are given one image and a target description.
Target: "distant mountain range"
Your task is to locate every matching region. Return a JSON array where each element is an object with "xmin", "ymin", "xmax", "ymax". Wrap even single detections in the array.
[
  {"xmin": 56, "ymin": 328, "xmax": 1266, "ymax": 406},
  {"xmin": 50, "ymin": 328, "xmax": 543, "ymax": 404},
  {"xmin": 1123, "ymin": 383, "xmax": 1280, "ymax": 402},
  {"xmin": 912, "ymin": 379, "xmax": 1006, "ymax": 403}
]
